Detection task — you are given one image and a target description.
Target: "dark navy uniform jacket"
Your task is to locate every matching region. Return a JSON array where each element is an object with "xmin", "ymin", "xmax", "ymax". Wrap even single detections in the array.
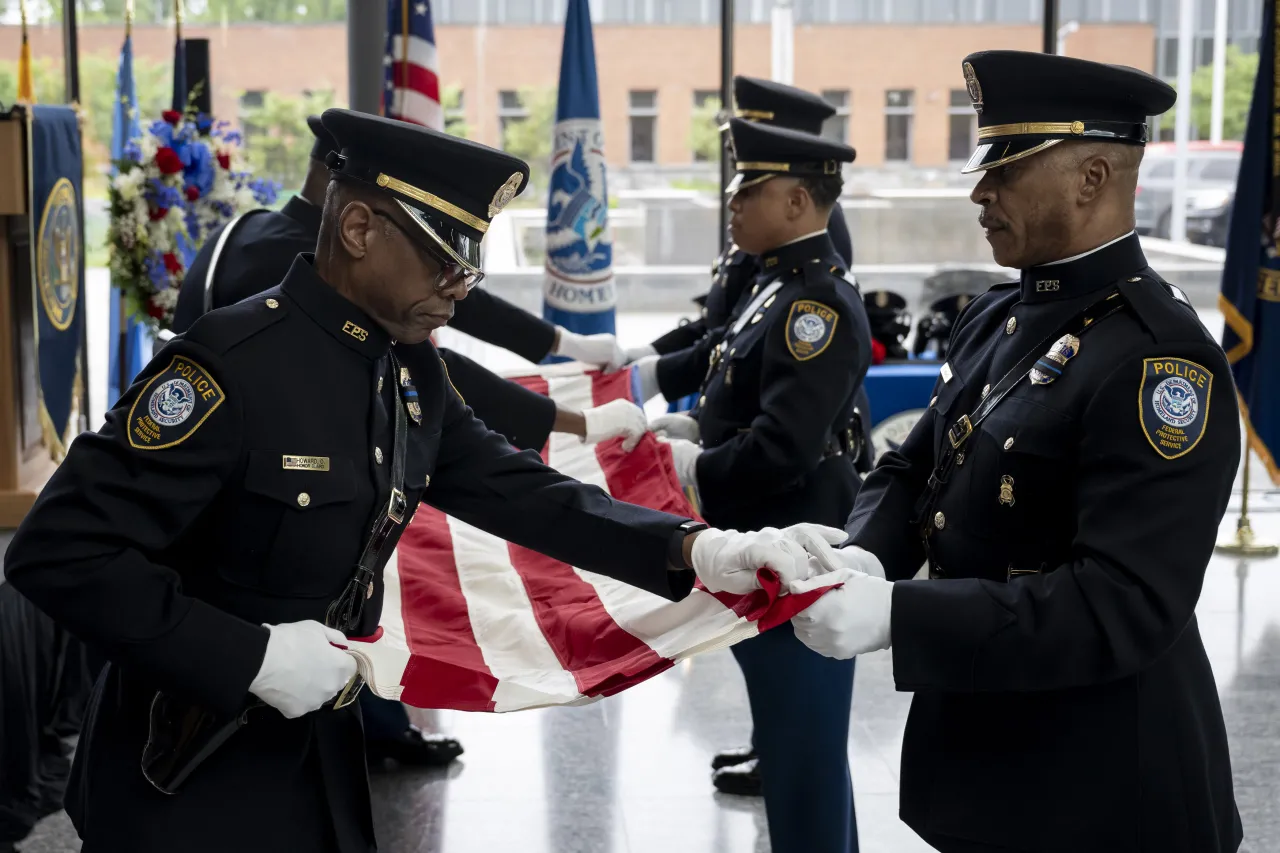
[
  {"xmin": 4, "ymin": 256, "xmax": 692, "ymax": 853},
  {"xmin": 846, "ymin": 234, "xmax": 1242, "ymax": 853},
  {"xmin": 651, "ymin": 204, "xmax": 852, "ymax": 356},
  {"xmin": 666, "ymin": 233, "xmax": 870, "ymax": 533},
  {"xmin": 172, "ymin": 196, "xmax": 562, "ymax": 451}
]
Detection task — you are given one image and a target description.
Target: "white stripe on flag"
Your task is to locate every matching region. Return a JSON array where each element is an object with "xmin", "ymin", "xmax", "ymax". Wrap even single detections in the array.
[
  {"xmin": 448, "ymin": 516, "xmax": 583, "ymax": 711},
  {"xmin": 362, "ymin": 549, "xmax": 411, "ymax": 698},
  {"xmin": 389, "ymin": 34, "xmax": 438, "ymax": 75},
  {"xmin": 389, "ymin": 88, "xmax": 444, "ymax": 130},
  {"xmin": 546, "ymin": 375, "xmax": 606, "ymax": 486},
  {"xmin": 542, "ymin": 373, "xmax": 760, "ymax": 663}
]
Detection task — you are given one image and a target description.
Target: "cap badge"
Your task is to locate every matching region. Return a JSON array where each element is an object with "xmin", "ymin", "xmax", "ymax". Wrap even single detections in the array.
[
  {"xmin": 489, "ymin": 172, "xmax": 524, "ymax": 219},
  {"xmin": 963, "ymin": 62, "xmax": 984, "ymax": 114}
]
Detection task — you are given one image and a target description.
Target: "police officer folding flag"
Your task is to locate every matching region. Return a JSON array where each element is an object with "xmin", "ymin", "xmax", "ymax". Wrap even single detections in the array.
[{"xmin": 27, "ymin": 105, "xmax": 86, "ymax": 460}]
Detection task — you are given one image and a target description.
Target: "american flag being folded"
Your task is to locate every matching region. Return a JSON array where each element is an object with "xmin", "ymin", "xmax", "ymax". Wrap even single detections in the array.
[{"xmin": 346, "ymin": 364, "xmax": 837, "ymax": 711}]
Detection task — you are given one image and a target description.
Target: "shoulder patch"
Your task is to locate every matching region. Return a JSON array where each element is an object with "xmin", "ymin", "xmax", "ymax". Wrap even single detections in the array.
[
  {"xmin": 786, "ymin": 300, "xmax": 839, "ymax": 361},
  {"xmin": 127, "ymin": 355, "xmax": 226, "ymax": 450},
  {"xmin": 1139, "ymin": 357, "xmax": 1212, "ymax": 460}
]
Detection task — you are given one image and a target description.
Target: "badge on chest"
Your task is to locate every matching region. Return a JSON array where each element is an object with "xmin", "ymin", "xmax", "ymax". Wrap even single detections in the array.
[
  {"xmin": 1139, "ymin": 357, "xmax": 1212, "ymax": 460},
  {"xmin": 786, "ymin": 300, "xmax": 838, "ymax": 361}
]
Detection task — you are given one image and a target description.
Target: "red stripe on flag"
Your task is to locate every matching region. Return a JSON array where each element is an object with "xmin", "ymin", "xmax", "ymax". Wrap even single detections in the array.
[
  {"xmin": 389, "ymin": 61, "xmax": 440, "ymax": 104},
  {"xmin": 501, "ymin": 370, "xmax": 672, "ymax": 698},
  {"xmin": 514, "ymin": 374, "xmax": 551, "ymax": 458},
  {"xmin": 396, "ymin": 508, "xmax": 498, "ymax": 711}
]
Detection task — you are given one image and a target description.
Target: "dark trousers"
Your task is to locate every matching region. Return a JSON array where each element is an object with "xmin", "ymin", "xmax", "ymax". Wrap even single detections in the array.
[
  {"xmin": 732, "ymin": 621, "xmax": 858, "ymax": 853},
  {"xmin": 357, "ymin": 691, "xmax": 409, "ymax": 743}
]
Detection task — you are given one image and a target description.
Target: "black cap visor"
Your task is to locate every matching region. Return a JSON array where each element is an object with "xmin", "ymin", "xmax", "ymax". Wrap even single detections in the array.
[
  {"xmin": 962, "ymin": 138, "xmax": 1063, "ymax": 174},
  {"xmin": 395, "ymin": 199, "xmax": 485, "ymax": 289}
]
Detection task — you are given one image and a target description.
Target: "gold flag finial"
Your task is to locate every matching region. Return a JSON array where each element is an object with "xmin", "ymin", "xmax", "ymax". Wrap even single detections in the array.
[
  {"xmin": 125, "ymin": 0, "xmax": 134, "ymax": 37},
  {"xmin": 17, "ymin": 0, "xmax": 34, "ymax": 103},
  {"xmin": 174, "ymin": 0, "xmax": 183, "ymax": 36}
]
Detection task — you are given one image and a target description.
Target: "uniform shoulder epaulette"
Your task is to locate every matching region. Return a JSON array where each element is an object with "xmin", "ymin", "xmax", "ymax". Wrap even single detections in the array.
[
  {"xmin": 1117, "ymin": 271, "xmax": 1211, "ymax": 344},
  {"xmin": 183, "ymin": 288, "xmax": 289, "ymax": 356}
]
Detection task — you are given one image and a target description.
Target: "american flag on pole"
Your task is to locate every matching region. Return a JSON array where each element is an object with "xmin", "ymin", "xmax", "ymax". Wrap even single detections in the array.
[
  {"xmin": 383, "ymin": 0, "xmax": 444, "ymax": 130},
  {"xmin": 347, "ymin": 365, "xmax": 838, "ymax": 711}
]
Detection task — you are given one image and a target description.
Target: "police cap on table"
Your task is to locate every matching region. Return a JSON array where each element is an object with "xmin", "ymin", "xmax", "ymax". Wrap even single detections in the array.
[
  {"xmin": 306, "ymin": 114, "xmax": 338, "ymax": 163},
  {"xmin": 320, "ymin": 108, "xmax": 530, "ymax": 274},
  {"xmin": 958, "ymin": 50, "xmax": 1177, "ymax": 174},
  {"xmin": 726, "ymin": 117, "xmax": 856, "ymax": 195},
  {"xmin": 728, "ymin": 76, "xmax": 837, "ymax": 135}
]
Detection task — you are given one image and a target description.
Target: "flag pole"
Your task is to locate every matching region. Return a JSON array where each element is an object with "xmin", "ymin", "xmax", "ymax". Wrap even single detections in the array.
[
  {"xmin": 1215, "ymin": 445, "xmax": 1279, "ymax": 556},
  {"xmin": 718, "ymin": 0, "xmax": 733, "ymax": 256},
  {"xmin": 117, "ymin": 0, "xmax": 134, "ymax": 404}
]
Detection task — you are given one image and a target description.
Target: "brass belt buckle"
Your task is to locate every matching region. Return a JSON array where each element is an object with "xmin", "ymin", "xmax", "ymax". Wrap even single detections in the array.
[
  {"xmin": 948, "ymin": 414, "xmax": 974, "ymax": 449},
  {"xmin": 387, "ymin": 488, "xmax": 407, "ymax": 524},
  {"xmin": 333, "ymin": 674, "xmax": 365, "ymax": 710}
]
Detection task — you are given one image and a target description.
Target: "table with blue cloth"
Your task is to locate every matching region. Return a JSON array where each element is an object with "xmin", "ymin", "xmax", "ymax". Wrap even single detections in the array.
[{"xmin": 665, "ymin": 360, "xmax": 942, "ymax": 427}]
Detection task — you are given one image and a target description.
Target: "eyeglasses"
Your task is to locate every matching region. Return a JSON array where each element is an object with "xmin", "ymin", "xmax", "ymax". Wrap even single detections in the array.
[{"xmin": 372, "ymin": 209, "xmax": 484, "ymax": 292}]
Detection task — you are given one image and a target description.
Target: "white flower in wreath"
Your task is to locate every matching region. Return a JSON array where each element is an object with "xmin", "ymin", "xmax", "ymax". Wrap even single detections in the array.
[
  {"xmin": 151, "ymin": 288, "xmax": 180, "ymax": 310},
  {"xmin": 234, "ymin": 187, "xmax": 258, "ymax": 210},
  {"xmin": 138, "ymin": 133, "xmax": 159, "ymax": 163}
]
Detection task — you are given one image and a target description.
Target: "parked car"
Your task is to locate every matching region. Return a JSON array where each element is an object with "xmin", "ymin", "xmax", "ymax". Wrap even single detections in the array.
[
  {"xmin": 1134, "ymin": 141, "xmax": 1242, "ymax": 239},
  {"xmin": 1184, "ymin": 187, "xmax": 1233, "ymax": 248}
]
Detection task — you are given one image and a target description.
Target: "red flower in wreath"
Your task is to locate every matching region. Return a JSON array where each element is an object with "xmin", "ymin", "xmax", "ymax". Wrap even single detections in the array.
[
  {"xmin": 185, "ymin": 185, "xmax": 201, "ymax": 202},
  {"xmin": 216, "ymin": 151, "xmax": 231, "ymax": 170},
  {"xmin": 162, "ymin": 252, "xmax": 183, "ymax": 274},
  {"xmin": 155, "ymin": 146, "xmax": 183, "ymax": 175},
  {"xmin": 146, "ymin": 299, "xmax": 167, "ymax": 319},
  {"xmin": 162, "ymin": 110, "xmax": 182, "ymax": 126},
  {"xmin": 149, "ymin": 206, "xmax": 169, "ymax": 221}
]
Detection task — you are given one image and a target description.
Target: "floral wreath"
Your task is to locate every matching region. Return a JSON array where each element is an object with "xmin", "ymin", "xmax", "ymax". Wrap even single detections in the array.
[{"xmin": 107, "ymin": 105, "xmax": 279, "ymax": 330}]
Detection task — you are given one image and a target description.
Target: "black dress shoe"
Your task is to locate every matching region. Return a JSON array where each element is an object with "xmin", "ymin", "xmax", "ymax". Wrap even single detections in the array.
[
  {"xmin": 711, "ymin": 745, "xmax": 757, "ymax": 770},
  {"xmin": 712, "ymin": 758, "xmax": 762, "ymax": 796},
  {"xmin": 365, "ymin": 726, "xmax": 464, "ymax": 768}
]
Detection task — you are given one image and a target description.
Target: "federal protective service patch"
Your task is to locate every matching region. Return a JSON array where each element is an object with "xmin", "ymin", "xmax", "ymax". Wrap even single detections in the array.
[
  {"xmin": 128, "ymin": 356, "xmax": 226, "ymax": 450},
  {"xmin": 1139, "ymin": 357, "xmax": 1212, "ymax": 460},
  {"xmin": 786, "ymin": 300, "xmax": 838, "ymax": 361}
]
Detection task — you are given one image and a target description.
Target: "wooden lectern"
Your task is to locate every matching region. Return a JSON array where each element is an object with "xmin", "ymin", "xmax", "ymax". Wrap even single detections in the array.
[{"xmin": 0, "ymin": 115, "xmax": 60, "ymax": 526}]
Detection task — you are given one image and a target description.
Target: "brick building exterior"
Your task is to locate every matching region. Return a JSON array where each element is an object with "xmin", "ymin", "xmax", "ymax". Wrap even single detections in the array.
[{"xmin": 6, "ymin": 19, "xmax": 1153, "ymax": 168}]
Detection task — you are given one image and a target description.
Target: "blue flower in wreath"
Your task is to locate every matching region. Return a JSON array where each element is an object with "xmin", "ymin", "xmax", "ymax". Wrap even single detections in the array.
[
  {"xmin": 195, "ymin": 113, "xmax": 214, "ymax": 135},
  {"xmin": 184, "ymin": 142, "xmax": 215, "ymax": 197}
]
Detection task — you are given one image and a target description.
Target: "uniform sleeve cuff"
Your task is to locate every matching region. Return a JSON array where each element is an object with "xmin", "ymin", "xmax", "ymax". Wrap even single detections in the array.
[{"xmin": 155, "ymin": 600, "xmax": 269, "ymax": 717}]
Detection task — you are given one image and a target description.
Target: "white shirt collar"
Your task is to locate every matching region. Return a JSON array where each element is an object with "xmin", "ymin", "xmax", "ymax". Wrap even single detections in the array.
[
  {"xmin": 1039, "ymin": 231, "xmax": 1136, "ymax": 267},
  {"xmin": 776, "ymin": 228, "xmax": 829, "ymax": 249}
]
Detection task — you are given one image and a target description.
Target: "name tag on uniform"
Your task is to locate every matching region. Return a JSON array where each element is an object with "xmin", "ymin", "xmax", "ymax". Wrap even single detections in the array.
[
  {"xmin": 283, "ymin": 455, "xmax": 330, "ymax": 472},
  {"xmin": 940, "ymin": 362, "xmax": 953, "ymax": 383}
]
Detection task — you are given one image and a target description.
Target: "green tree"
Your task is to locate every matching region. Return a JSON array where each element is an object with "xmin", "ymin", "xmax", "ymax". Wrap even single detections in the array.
[
  {"xmin": 500, "ymin": 87, "xmax": 556, "ymax": 193},
  {"xmin": 34, "ymin": 0, "xmax": 348, "ymax": 24},
  {"xmin": 442, "ymin": 84, "xmax": 469, "ymax": 139},
  {"xmin": 239, "ymin": 89, "xmax": 333, "ymax": 192},
  {"xmin": 0, "ymin": 56, "xmax": 70, "ymax": 106},
  {"xmin": 689, "ymin": 94, "xmax": 721, "ymax": 162},
  {"xmin": 1187, "ymin": 45, "xmax": 1259, "ymax": 141}
]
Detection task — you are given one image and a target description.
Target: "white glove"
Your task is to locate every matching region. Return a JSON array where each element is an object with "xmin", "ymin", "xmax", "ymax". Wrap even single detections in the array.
[
  {"xmin": 690, "ymin": 527, "xmax": 820, "ymax": 595},
  {"xmin": 582, "ymin": 398, "xmax": 648, "ymax": 451},
  {"xmin": 649, "ymin": 413, "xmax": 700, "ymax": 443},
  {"xmin": 782, "ymin": 524, "xmax": 885, "ymax": 580},
  {"xmin": 632, "ymin": 354, "xmax": 661, "ymax": 403},
  {"xmin": 791, "ymin": 568, "xmax": 894, "ymax": 659},
  {"xmin": 623, "ymin": 343, "xmax": 657, "ymax": 365},
  {"xmin": 554, "ymin": 329, "xmax": 626, "ymax": 371},
  {"xmin": 249, "ymin": 620, "xmax": 358, "ymax": 719},
  {"xmin": 659, "ymin": 436, "xmax": 701, "ymax": 491}
]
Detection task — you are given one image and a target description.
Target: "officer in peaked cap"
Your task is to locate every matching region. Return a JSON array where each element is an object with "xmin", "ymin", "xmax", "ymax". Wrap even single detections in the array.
[
  {"xmin": 5, "ymin": 109, "xmax": 826, "ymax": 853},
  {"xmin": 642, "ymin": 116, "xmax": 871, "ymax": 853},
  {"xmin": 625, "ymin": 75, "xmax": 855, "ymax": 358},
  {"xmin": 170, "ymin": 117, "xmax": 647, "ymax": 771},
  {"xmin": 788, "ymin": 51, "xmax": 1243, "ymax": 853}
]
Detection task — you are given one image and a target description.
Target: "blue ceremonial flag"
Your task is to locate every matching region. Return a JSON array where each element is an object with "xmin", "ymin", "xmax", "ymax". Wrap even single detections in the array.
[
  {"xmin": 108, "ymin": 27, "xmax": 151, "ymax": 407},
  {"xmin": 28, "ymin": 106, "xmax": 86, "ymax": 459},
  {"xmin": 1219, "ymin": 0, "xmax": 1280, "ymax": 485},
  {"xmin": 542, "ymin": 0, "xmax": 615, "ymax": 356}
]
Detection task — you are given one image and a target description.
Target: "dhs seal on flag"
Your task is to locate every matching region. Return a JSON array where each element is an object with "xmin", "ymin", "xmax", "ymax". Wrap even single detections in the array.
[{"xmin": 543, "ymin": 119, "xmax": 615, "ymax": 315}]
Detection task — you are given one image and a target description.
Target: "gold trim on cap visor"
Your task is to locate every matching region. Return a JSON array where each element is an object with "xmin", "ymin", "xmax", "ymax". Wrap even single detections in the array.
[
  {"xmin": 977, "ymin": 121, "xmax": 1087, "ymax": 140},
  {"xmin": 376, "ymin": 173, "xmax": 489, "ymax": 234},
  {"xmin": 735, "ymin": 161, "xmax": 842, "ymax": 175},
  {"xmin": 735, "ymin": 109, "xmax": 775, "ymax": 121}
]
